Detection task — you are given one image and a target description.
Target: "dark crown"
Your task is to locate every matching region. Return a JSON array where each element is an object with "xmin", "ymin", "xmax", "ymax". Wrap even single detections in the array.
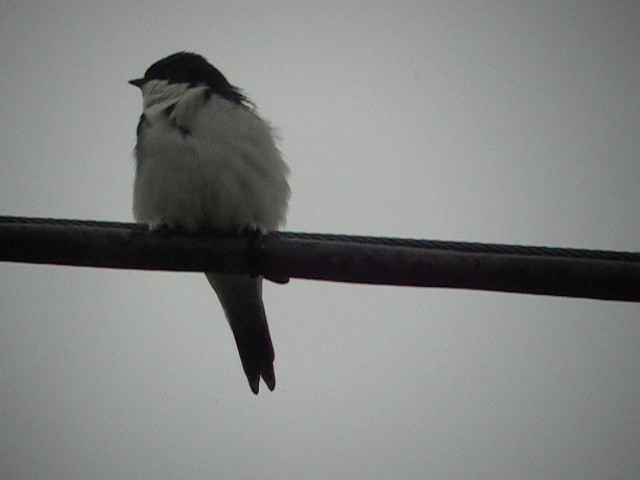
[{"xmin": 132, "ymin": 52, "xmax": 248, "ymax": 106}]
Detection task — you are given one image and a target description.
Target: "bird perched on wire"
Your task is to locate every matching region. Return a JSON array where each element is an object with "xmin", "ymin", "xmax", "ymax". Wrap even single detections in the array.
[{"xmin": 129, "ymin": 52, "xmax": 290, "ymax": 394}]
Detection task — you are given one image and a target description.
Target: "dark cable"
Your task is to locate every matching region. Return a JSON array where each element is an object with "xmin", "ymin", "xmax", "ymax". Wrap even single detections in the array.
[{"xmin": 1, "ymin": 215, "xmax": 638, "ymax": 302}]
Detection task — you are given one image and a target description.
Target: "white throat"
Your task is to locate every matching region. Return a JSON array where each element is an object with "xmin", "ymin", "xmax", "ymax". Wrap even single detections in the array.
[{"xmin": 139, "ymin": 79, "xmax": 190, "ymax": 117}]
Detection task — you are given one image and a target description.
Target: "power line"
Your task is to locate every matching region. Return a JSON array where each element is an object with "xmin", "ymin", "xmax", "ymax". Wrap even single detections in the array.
[{"xmin": 1, "ymin": 216, "xmax": 638, "ymax": 302}]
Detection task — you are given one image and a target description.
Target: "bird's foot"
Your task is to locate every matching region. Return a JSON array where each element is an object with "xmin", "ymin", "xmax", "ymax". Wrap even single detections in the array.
[{"xmin": 147, "ymin": 218, "xmax": 179, "ymax": 232}]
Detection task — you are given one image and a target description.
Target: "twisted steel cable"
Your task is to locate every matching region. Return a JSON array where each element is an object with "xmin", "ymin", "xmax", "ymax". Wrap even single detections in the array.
[{"xmin": 1, "ymin": 216, "xmax": 638, "ymax": 301}]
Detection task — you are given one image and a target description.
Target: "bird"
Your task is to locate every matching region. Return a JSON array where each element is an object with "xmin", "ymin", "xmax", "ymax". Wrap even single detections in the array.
[{"xmin": 129, "ymin": 52, "xmax": 290, "ymax": 394}]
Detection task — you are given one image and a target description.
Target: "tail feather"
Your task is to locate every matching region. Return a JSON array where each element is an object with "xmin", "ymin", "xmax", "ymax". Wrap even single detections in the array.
[
  {"xmin": 205, "ymin": 272, "xmax": 275, "ymax": 394},
  {"xmin": 232, "ymin": 320, "xmax": 275, "ymax": 394}
]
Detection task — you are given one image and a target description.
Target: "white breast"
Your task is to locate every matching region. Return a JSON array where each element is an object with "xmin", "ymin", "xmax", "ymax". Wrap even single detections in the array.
[{"xmin": 133, "ymin": 81, "xmax": 290, "ymax": 233}]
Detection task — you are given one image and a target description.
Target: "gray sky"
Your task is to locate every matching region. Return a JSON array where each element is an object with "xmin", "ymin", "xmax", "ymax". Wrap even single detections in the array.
[{"xmin": 1, "ymin": 1, "xmax": 639, "ymax": 479}]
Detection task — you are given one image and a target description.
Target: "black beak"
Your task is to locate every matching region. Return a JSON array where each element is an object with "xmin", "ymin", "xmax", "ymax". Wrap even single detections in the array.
[{"xmin": 129, "ymin": 78, "xmax": 145, "ymax": 88}]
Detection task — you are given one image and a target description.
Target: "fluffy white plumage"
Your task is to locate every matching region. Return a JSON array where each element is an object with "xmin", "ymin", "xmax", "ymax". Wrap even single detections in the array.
[
  {"xmin": 131, "ymin": 53, "xmax": 290, "ymax": 394},
  {"xmin": 133, "ymin": 79, "xmax": 289, "ymax": 233}
]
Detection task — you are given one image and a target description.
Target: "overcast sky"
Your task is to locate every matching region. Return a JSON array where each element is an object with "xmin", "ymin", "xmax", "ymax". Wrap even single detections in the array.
[{"xmin": 1, "ymin": 1, "xmax": 639, "ymax": 479}]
